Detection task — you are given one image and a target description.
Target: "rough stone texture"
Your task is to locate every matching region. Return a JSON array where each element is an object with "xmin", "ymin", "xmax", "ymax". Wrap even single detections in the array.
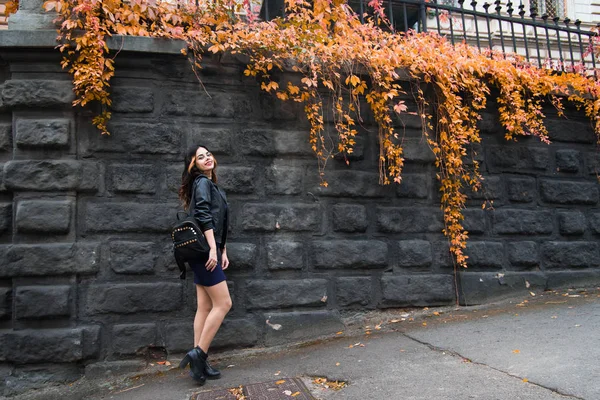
[
  {"xmin": 397, "ymin": 240, "xmax": 432, "ymax": 267},
  {"xmin": 487, "ymin": 146, "xmax": 548, "ymax": 171},
  {"xmin": 555, "ymin": 149, "xmax": 581, "ymax": 173},
  {"xmin": 396, "ymin": 173, "xmax": 430, "ymax": 198},
  {"xmin": 110, "ymin": 87, "xmax": 154, "ymax": 113},
  {"xmin": 546, "ymin": 118, "xmax": 595, "ymax": 143},
  {"xmin": 212, "ymin": 318, "xmax": 261, "ymax": 349},
  {"xmin": 542, "ymin": 242, "xmax": 600, "ymax": 269},
  {"xmin": 332, "ymin": 204, "xmax": 368, "ymax": 232},
  {"xmin": 0, "ymin": 124, "xmax": 11, "ymax": 152},
  {"xmin": 266, "ymin": 165, "xmax": 304, "ymax": 195},
  {"xmin": 266, "ymin": 241, "xmax": 303, "ymax": 270},
  {"xmin": 380, "ymin": 275, "xmax": 454, "ymax": 307},
  {"xmin": 85, "ymin": 360, "xmax": 146, "ymax": 379},
  {"xmin": 3, "ymin": 364, "xmax": 82, "ymax": 398},
  {"xmin": 263, "ymin": 311, "xmax": 344, "ymax": 346},
  {"xmin": 15, "ymin": 118, "xmax": 70, "ymax": 148},
  {"xmin": 164, "ymin": 322, "xmax": 193, "ymax": 353},
  {"xmin": 457, "ymin": 272, "xmax": 547, "ymax": 305},
  {"xmin": 463, "ymin": 209, "xmax": 486, "ymax": 234},
  {"xmin": 4, "ymin": 161, "xmax": 99, "ymax": 192},
  {"xmin": 559, "ymin": 212, "xmax": 586, "ymax": 236},
  {"xmin": 310, "ymin": 171, "xmax": 386, "ymax": 197},
  {"xmin": 0, "ymin": 203, "xmax": 11, "ymax": 234},
  {"xmin": 402, "ymin": 138, "xmax": 436, "ymax": 163},
  {"xmin": 110, "ymin": 164, "xmax": 157, "ymax": 194},
  {"xmin": 493, "ymin": 209, "xmax": 554, "ymax": 235},
  {"xmin": 241, "ymin": 204, "xmax": 321, "ymax": 232},
  {"xmin": 465, "ymin": 242, "xmax": 505, "ymax": 270},
  {"xmin": 85, "ymin": 202, "xmax": 177, "ymax": 233},
  {"xmin": 540, "ymin": 180, "xmax": 599, "ymax": 205},
  {"xmin": 245, "ymin": 279, "xmax": 327, "ymax": 309},
  {"xmin": 226, "ymin": 243, "xmax": 257, "ymax": 270},
  {"xmin": 0, "ymin": 243, "xmax": 100, "ymax": 277},
  {"xmin": 507, "ymin": 242, "xmax": 539, "ymax": 269},
  {"xmin": 91, "ymin": 122, "xmax": 183, "ymax": 155},
  {"xmin": 164, "ymin": 91, "xmax": 253, "ymax": 118},
  {"xmin": 1, "ymin": 80, "xmax": 75, "ymax": 107},
  {"xmin": 218, "ymin": 167, "xmax": 255, "ymax": 194},
  {"xmin": 336, "ymin": 277, "xmax": 372, "ymax": 307},
  {"xmin": 15, "ymin": 285, "xmax": 71, "ymax": 319},
  {"xmin": 186, "ymin": 127, "xmax": 232, "ymax": 155},
  {"xmin": 590, "ymin": 213, "xmax": 600, "ymax": 235},
  {"xmin": 112, "ymin": 324, "xmax": 157, "ymax": 355},
  {"xmin": 312, "ymin": 240, "xmax": 388, "ymax": 269},
  {"xmin": 465, "ymin": 176, "xmax": 503, "ymax": 200},
  {"xmin": 0, "ymin": 287, "xmax": 11, "ymax": 320},
  {"xmin": 109, "ymin": 241, "xmax": 156, "ymax": 274},
  {"xmin": 507, "ymin": 177, "xmax": 536, "ymax": 203},
  {"xmin": 377, "ymin": 207, "xmax": 443, "ymax": 233},
  {"xmin": 273, "ymin": 130, "xmax": 313, "ymax": 156},
  {"xmin": 0, "ymin": 329, "xmax": 83, "ymax": 363},
  {"xmin": 16, "ymin": 200, "xmax": 72, "ymax": 234},
  {"xmin": 85, "ymin": 283, "xmax": 182, "ymax": 314}
]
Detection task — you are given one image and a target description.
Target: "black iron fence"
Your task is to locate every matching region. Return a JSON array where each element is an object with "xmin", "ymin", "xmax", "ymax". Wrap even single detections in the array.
[{"xmin": 260, "ymin": 0, "xmax": 600, "ymax": 76}]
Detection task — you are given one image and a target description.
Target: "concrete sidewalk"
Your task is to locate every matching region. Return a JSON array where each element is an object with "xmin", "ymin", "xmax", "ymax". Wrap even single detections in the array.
[{"xmin": 15, "ymin": 287, "xmax": 600, "ymax": 400}]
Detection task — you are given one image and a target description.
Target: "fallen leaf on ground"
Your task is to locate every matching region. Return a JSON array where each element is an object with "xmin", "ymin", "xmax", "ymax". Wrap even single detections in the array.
[
  {"xmin": 291, "ymin": 392, "xmax": 300, "ymax": 397},
  {"xmin": 551, "ymin": 316, "xmax": 558, "ymax": 319},
  {"xmin": 274, "ymin": 371, "xmax": 281, "ymax": 376},
  {"xmin": 522, "ymin": 378, "xmax": 529, "ymax": 383},
  {"xmin": 266, "ymin": 319, "xmax": 282, "ymax": 330},
  {"xmin": 433, "ymin": 312, "xmax": 440, "ymax": 316},
  {"xmin": 335, "ymin": 362, "xmax": 340, "ymax": 366},
  {"xmin": 389, "ymin": 319, "xmax": 401, "ymax": 323},
  {"xmin": 422, "ymin": 322, "xmax": 427, "ymax": 326},
  {"xmin": 275, "ymin": 380, "xmax": 286, "ymax": 385},
  {"xmin": 512, "ymin": 349, "xmax": 520, "ymax": 354},
  {"xmin": 336, "ymin": 331, "xmax": 343, "ymax": 335}
]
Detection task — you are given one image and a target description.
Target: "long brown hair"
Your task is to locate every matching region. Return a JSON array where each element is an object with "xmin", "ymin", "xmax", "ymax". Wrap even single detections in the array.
[{"xmin": 178, "ymin": 145, "xmax": 218, "ymax": 210}]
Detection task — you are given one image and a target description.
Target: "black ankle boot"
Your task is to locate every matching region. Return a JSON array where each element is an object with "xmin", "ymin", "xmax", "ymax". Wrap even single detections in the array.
[
  {"xmin": 195, "ymin": 347, "xmax": 221, "ymax": 380},
  {"xmin": 179, "ymin": 348, "xmax": 207, "ymax": 385}
]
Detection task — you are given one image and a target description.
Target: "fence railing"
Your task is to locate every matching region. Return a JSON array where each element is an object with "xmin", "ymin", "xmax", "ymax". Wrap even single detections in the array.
[{"xmin": 260, "ymin": 0, "xmax": 600, "ymax": 77}]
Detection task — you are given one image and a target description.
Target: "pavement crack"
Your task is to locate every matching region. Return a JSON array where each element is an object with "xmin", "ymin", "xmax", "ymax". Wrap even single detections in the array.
[{"xmin": 401, "ymin": 332, "xmax": 585, "ymax": 400}]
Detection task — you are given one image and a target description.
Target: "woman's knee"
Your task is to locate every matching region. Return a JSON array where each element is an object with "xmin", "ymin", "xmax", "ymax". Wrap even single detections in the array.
[{"xmin": 217, "ymin": 296, "xmax": 232, "ymax": 312}]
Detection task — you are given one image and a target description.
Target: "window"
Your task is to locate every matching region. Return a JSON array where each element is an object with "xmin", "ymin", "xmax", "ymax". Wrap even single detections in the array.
[{"xmin": 531, "ymin": 0, "xmax": 566, "ymax": 18}]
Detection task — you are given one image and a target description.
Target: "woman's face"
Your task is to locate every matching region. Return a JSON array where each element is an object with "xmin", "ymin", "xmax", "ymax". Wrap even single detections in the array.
[{"xmin": 194, "ymin": 147, "xmax": 214, "ymax": 174}]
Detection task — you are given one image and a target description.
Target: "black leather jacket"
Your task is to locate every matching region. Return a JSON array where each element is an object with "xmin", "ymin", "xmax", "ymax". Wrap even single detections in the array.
[{"xmin": 192, "ymin": 174, "xmax": 228, "ymax": 249}]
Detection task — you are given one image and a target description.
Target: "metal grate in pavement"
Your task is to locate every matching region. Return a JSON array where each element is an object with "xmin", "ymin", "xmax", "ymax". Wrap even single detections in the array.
[
  {"xmin": 191, "ymin": 388, "xmax": 238, "ymax": 400},
  {"xmin": 190, "ymin": 378, "xmax": 315, "ymax": 400}
]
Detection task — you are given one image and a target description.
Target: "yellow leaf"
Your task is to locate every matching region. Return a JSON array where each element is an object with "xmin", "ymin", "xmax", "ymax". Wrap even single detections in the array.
[
  {"xmin": 522, "ymin": 378, "xmax": 529, "ymax": 383},
  {"xmin": 512, "ymin": 349, "xmax": 520, "ymax": 354},
  {"xmin": 275, "ymin": 380, "xmax": 286, "ymax": 385}
]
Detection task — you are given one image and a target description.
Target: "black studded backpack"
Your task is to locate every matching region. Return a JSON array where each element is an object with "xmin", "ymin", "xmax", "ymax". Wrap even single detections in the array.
[{"xmin": 172, "ymin": 183, "xmax": 210, "ymax": 279}]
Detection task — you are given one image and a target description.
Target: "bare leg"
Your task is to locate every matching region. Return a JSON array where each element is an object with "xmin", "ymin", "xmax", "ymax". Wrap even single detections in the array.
[
  {"xmin": 197, "ymin": 281, "xmax": 232, "ymax": 352},
  {"xmin": 194, "ymin": 285, "xmax": 213, "ymax": 346}
]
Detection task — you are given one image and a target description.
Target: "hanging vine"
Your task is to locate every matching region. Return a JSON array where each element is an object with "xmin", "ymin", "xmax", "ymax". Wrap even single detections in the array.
[{"xmin": 39, "ymin": 0, "xmax": 600, "ymax": 268}]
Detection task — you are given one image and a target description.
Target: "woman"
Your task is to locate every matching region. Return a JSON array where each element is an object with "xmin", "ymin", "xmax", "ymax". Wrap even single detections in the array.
[{"xmin": 178, "ymin": 145, "xmax": 232, "ymax": 385}]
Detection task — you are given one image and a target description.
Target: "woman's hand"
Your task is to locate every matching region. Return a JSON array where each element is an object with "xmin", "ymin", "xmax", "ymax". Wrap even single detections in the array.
[
  {"xmin": 222, "ymin": 249, "xmax": 229, "ymax": 270},
  {"xmin": 206, "ymin": 248, "xmax": 218, "ymax": 272}
]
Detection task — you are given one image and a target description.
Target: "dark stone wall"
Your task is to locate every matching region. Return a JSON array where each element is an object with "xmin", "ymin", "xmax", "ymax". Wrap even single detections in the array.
[{"xmin": 1, "ymin": 38, "xmax": 600, "ymax": 394}]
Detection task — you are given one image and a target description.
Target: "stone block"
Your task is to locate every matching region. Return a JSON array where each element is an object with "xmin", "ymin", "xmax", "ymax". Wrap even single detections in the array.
[
  {"xmin": 0, "ymin": 124, "xmax": 12, "ymax": 152},
  {"xmin": 85, "ymin": 283, "xmax": 181, "ymax": 314},
  {"xmin": 332, "ymin": 204, "xmax": 368, "ymax": 233},
  {"xmin": 336, "ymin": 277, "xmax": 371, "ymax": 307},
  {"xmin": 225, "ymin": 243, "xmax": 257, "ymax": 270},
  {"xmin": 312, "ymin": 240, "xmax": 388, "ymax": 269},
  {"xmin": 0, "ymin": 243, "xmax": 100, "ymax": 277},
  {"xmin": 493, "ymin": 209, "xmax": 554, "ymax": 235},
  {"xmin": 545, "ymin": 271, "xmax": 600, "ymax": 289},
  {"xmin": 397, "ymin": 240, "xmax": 432, "ymax": 267},
  {"xmin": 507, "ymin": 177, "xmax": 536, "ymax": 203},
  {"xmin": 333, "ymin": 133, "xmax": 366, "ymax": 162},
  {"xmin": 235, "ymin": 129, "xmax": 277, "ymax": 157},
  {"xmin": 267, "ymin": 241, "xmax": 303, "ymax": 270},
  {"xmin": 245, "ymin": 279, "xmax": 327, "ymax": 309},
  {"xmin": 164, "ymin": 322, "xmax": 193, "ymax": 353},
  {"xmin": 266, "ymin": 165, "xmax": 304, "ymax": 195},
  {"xmin": 555, "ymin": 149, "xmax": 581, "ymax": 173},
  {"xmin": 4, "ymin": 160, "xmax": 99, "ymax": 192},
  {"xmin": 112, "ymin": 323, "xmax": 157, "ymax": 355},
  {"xmin": 590, "ymin": 213, "xmax": 600, "ymax": 234},
  {"xmin": 16, "ymin": 200, "xmax": 72, "ymax": 234},
  {"xmin": 84, "ymin": 202, "xmax": 177, "ymax": 233},
  {"xmin": 109, "ymin": 241, "xmax": 156, "ymax": 274},
  {"xmin": 15, "ymin": 285, "xmax": 71, "ymax": 319},
  {"xmin": 110, "ymin": 87, "xmax": 154, "ymax": 113},
  {"xmin": 82, "ymin": 325, "xmax": 101, "ymax": 360},
  {"xmin": 1, "ymin": 80, "xmax": 75, "ymax": 108},
  {"xmin": 0, "ymin": 328, "xmax": 83, "ymax": 363},
  {"xmin": 85, "ymin": 360, "xmax": 146, "ymax": 379},
  {"xmin": 377, "ymin": 207, "xmax": 444, "ymax": 233},
  {"xmin": 585, "ymin": 152, "xmax": 600, "ymax": 176},
  {"xmin": 164, "ymin": 91, "xmax": 253, "ymax": 118},
  {"xmin": 241, "ymin": 204, "xmax": 321, "ymax": 232},
  {"xmin": 212, "ymin": 318, "xmax": 261, "ymax": 349},
  {"xmin": 218, "ymin": 167, "xmax": 255, "ymax": 194},
  {"xmin": 0, "ymin": 287, "xmax": 11, "ymax": 320},
  {"xmin": 542, "ymin": 242, "xmax": 600, "ymax": 269},
  {"xmin": 433, "ymin": 242, "xmax": 454, "ymax": 268},
  {"xmin": 186, "ymin": 127, "xmax": 232, "ymax": 155},
  {"xmin": 396, "ymin": 173, "xmax": 430, "ymax": 199},
  {"xmin": 110, "ymin": 164, "xmax": 157, "ymax": 194},
  {"xmin": 263, "ymin": 310, "xmax": 344, "ymax": 346},
  {"xmin": 457, "ymin": 272, "xmax": 547, "ymax": 305},
  {"xmin": 465, "ymin": 241, "xmax": 504, "ymax": 270},
  {"xmin": 93, "ymin": 122, "xmax": 182, "ymax": 155},
  {"xmin": 402, "ymin": 138, "xmax": 436, "ymax": 163},
  {"xmin": 558, "ymin": 212, "xmax": 586, "ymax": 235},
  {"xmin": 540, "ymin": 180, "xmax": 598, "ymax": 205},
  {"xmin": 273, "ymin": 130, "xmax": 313, "ymax": 156},
  {"xmin": 0, "ymin": 203, "xmax": 11, "ymax": 234},
  {"xmin": 487, "ymin": 146, "xmax": 548, "ymax": 171},
  {"xmin": 311, "ymin": 171, "xmax": 388, "ymax": 198},
  {"xmin": 546, "ymin": 118, "xmax": 595, "ymax": 143},
  {"xmin": 466, "ymin": 176, "xmax": 503, "ymax": 200},
  {"xmin": 15, "ymin": 119, "xmax": 70, "ymax": 148},
  {"xmin": 380, "ymin": 275, "xmax": 454, "ymax": 307},
  {"xmin": 507, "ymin": 242, "xmax": 539, "ymax": 269},
  {"xmin": 463, "ymin": 209, "xmax": 486, "ymax": 234},
  {"xmin": 3, "ymin": 364, "xmax": 82, "ymax": 397}
]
